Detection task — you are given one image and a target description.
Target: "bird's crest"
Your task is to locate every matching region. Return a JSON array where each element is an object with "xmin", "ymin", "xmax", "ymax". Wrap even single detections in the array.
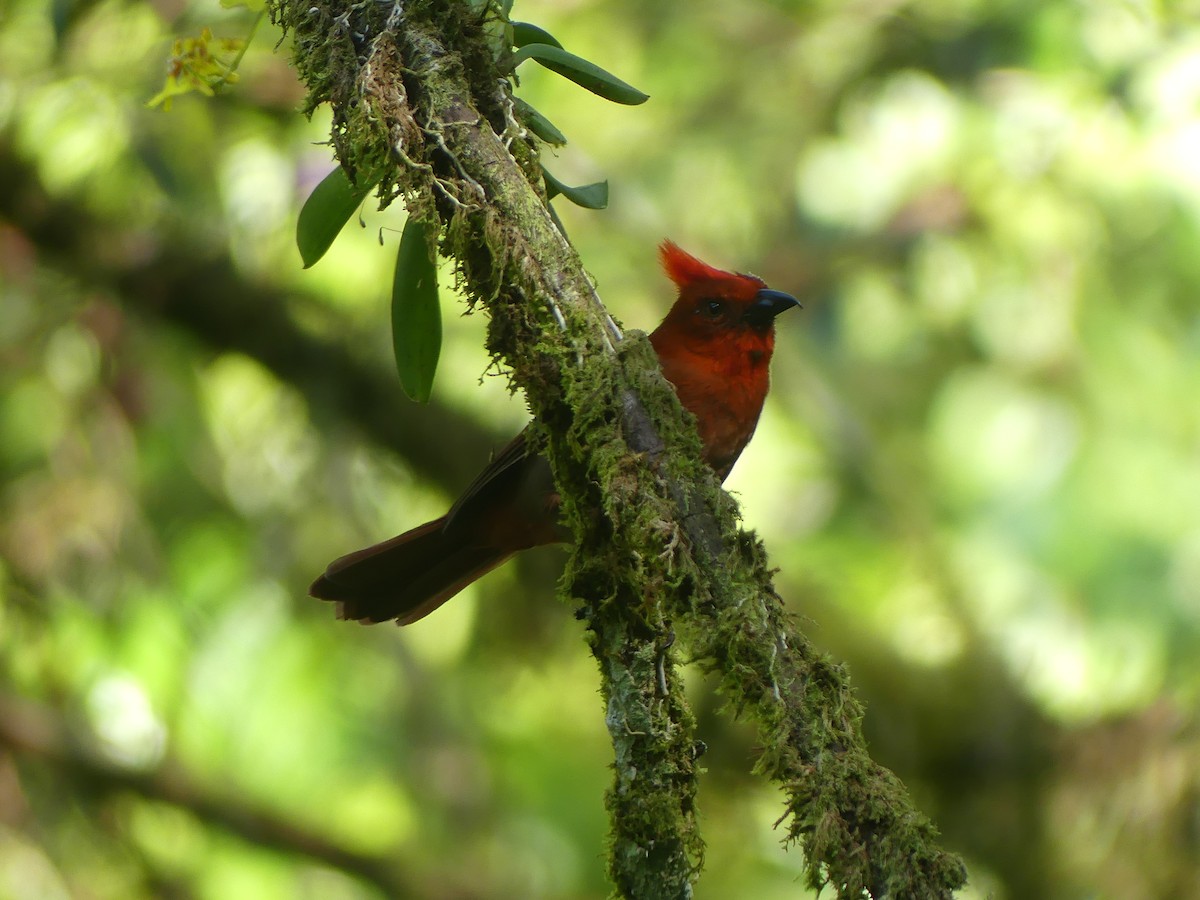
[{"xmin": 659, "ymin": 240, "xmax": 765, "ymax": 296}]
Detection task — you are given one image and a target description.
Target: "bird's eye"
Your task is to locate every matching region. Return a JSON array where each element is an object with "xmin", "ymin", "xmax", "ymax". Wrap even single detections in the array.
[{"xmin": 701, "ymin": 300, "xmax": 725, "ymax": 318}]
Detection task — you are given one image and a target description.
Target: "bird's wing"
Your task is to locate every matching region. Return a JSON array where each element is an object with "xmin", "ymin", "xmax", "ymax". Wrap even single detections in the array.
[{"xmin": 444, "ymin": 427, "xmax": 535, "ymax": 528}]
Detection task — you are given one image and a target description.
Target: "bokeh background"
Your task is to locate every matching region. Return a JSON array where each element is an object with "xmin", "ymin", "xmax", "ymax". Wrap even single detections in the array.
[{"xmin": 2, "ymin": 0, "xmax": 1199, "ymax": 897}]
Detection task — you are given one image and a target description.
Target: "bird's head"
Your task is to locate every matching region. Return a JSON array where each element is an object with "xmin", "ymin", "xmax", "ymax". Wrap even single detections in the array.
[{"xmin": 654, "ymin": 240, "xmax": 800, "ymax": 352}]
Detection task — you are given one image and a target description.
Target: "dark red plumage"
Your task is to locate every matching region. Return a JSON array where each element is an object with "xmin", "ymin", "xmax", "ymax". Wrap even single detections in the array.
[{"xmin": 311, "ymin": 241, "xmax": 799, "ymax": 624}]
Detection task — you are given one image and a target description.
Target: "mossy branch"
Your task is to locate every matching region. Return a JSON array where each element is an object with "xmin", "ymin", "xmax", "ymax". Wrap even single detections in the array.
[{"xmin": 270, "ymin": 0, "xmax": 967, "ymax": 895}]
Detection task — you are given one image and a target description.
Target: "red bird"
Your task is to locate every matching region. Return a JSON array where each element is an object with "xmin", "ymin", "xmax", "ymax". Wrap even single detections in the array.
[{"xmin": 311, "ymin": 241, "xmax": 799, "ymax": 624}]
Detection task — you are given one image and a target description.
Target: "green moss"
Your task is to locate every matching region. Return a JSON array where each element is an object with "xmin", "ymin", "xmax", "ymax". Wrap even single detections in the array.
[{"xmin": 273, "ymin": 0, "xmax": 967, "ymax": 896}]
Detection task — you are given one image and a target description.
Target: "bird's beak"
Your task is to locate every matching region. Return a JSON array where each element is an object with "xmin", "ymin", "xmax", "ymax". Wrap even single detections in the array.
[{"xmin": 744, "ymin": 289, "xmax": 801, "ymax": 328}]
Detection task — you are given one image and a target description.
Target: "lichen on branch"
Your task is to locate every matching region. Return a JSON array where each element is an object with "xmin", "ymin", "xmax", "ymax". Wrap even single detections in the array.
[{"xmin": 270, "ymin": 0, "xmax": 968, "ymax": 896}]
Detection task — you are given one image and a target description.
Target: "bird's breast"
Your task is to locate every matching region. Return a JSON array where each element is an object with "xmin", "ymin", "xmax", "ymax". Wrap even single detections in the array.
[{"xmin": 658, "ymin": 347, "xmax": 770, "ymax": 480}]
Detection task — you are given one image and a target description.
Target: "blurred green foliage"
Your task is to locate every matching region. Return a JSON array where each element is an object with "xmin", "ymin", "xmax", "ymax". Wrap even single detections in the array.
[{"xmin": 2, "ymin": 0, "xmax": 1199, "ymax": 897}]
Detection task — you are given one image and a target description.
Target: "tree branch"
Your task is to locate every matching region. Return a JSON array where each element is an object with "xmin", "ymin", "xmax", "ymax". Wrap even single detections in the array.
[
  {"xmin": 271, "ymin": 0, "xmax": 967, "ymax": 895},
  {"xmin": 0, "ymin": 693, "xmax": 429, "ymax": 898}
]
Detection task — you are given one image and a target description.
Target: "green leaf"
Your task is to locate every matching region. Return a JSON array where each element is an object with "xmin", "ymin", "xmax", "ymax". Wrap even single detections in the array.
[
  {"xmin": 391, "ymin": 218, "xmax": 441, "ymax": 403},
  {"xmin": 513, "ymin": 98, "xmax": 567, "ymax": 146},
  {"xmin": 542, "ymin": 168, "xmax": 609, "ymax": 209},
  {"xmin": 511, "ymin": 21, "xmax": 563, "ymax": 50},
  {"xmin": 296, "ymin": 167, "xmax": 375, "ymax": 268},
  {"xmin": 546, "ymin": 202, "xmax": 569, "ymax": 239},
  {"xmin": 510, "ymin": 43, "xmax": 649, "ymax": 105}
]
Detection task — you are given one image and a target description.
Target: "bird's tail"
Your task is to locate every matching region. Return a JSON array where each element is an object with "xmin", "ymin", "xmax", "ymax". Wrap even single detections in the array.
[{"xmin": 309, "ymin": 516, "xmax": 513, "ymax": 625}]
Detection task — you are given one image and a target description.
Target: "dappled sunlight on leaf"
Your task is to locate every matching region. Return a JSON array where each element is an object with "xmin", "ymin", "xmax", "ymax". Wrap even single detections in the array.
[
  {"xmin": 86, "ymin": 673, "xmax": 167, "ymax": 768},
  {"xmin": 199, "ymin": 354, "xmax": 319, "ymax": 516},
  {"xmin": 929, "ymin": 370, "xmax": 1080, "ymax": 504},
  {"xmin": 797, "ymin": 72, "xmax": 959, "ymax": 231},
  {"xmin": 17, "ymin": 79, "xmax": 129, "ymax": 192}
]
